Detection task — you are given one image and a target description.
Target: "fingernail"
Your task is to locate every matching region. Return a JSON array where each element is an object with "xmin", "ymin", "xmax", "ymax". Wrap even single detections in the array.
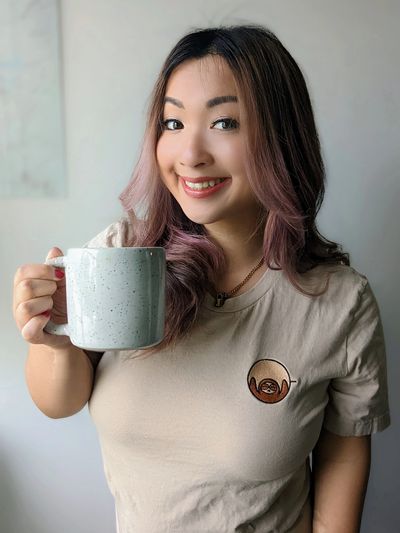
[{"xmin": 55, "ymin": 269, "xmax": 65, "ymax": 279}]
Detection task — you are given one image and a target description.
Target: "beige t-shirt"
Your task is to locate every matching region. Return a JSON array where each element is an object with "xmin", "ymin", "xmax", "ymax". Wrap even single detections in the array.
[{"xmin": 83, "ymin": 216, "xmax": 391, "ymax": 533}]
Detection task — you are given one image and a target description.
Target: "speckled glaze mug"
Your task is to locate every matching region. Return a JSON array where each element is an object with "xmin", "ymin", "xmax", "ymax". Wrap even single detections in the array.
[{"xmin": 43, "ymin": 247, "xmax": 166, "ymax": 351}]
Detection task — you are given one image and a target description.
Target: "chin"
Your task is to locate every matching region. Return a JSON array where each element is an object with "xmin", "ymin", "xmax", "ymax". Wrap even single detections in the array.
[{"xmin": 182, "ymin": 212, "xmax": 223, "ymax": 228}]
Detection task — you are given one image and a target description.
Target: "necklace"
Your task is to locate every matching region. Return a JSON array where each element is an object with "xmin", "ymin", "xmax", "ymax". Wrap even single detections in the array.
[{"xmin": 213, "ymin": 257, "xmax": 265, "ymax": 307}]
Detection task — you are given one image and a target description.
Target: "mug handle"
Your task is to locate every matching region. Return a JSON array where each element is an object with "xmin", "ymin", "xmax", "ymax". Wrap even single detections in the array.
[{"xmin": 43, "ymin": 256, "xmax": 70, "ymax": 337}]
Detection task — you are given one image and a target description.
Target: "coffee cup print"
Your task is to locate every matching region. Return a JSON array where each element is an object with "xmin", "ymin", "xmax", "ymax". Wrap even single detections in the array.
[{"xmin": 247, "ymin": 359, "xmax": 296, "ymax": 404}]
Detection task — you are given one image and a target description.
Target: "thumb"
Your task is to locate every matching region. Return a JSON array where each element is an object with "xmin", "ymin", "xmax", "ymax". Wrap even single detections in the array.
[{"xmin": 45, "ymin": 247, "xmax": 64, "ymax": 262}]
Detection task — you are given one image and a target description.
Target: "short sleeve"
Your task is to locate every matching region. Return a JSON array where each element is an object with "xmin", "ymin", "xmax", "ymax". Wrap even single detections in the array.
[
  {"xmin": 81, "ymin": 215, "xmax": 134, "ymax": 249},
  {"xmin": 323, "ymin": 278, "xmax": 391, "ymax": 436}
]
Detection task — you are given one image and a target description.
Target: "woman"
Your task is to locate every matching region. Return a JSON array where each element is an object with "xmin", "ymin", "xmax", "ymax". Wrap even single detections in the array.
[{"xmin": 14, "ymin": 25, "xmax": 391, "ymax": 532}]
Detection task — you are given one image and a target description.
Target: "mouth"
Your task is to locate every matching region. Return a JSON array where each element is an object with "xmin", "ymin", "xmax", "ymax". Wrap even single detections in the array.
[{"xmin": 178, "ymin": 175, "xmax": 231, "ymax": 198}]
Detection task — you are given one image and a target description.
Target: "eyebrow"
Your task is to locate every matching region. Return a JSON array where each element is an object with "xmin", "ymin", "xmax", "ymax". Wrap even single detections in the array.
[{"xmin": 163, "ymin": 95, "xmax": 238, "ymax": 109}]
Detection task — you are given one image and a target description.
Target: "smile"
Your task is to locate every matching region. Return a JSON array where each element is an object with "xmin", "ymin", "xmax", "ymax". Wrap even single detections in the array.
[
  {"xmin": 179, "ymin": 176, "xmax": 231, "ymax": 198},
  {"xmin": 184, "ymin": 178, "xmax": 226, "ymax": 190}
]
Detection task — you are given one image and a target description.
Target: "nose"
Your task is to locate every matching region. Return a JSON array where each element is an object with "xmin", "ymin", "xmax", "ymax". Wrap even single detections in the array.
[{"xmin": 178, "ymin": 130, "xmax": 213, "ymax": 168}]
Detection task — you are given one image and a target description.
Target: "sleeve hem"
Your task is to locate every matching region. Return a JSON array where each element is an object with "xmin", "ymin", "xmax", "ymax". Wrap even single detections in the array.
[{"xmin": 323, "ymin": 411, "xmax": 391, "ymax": 437}]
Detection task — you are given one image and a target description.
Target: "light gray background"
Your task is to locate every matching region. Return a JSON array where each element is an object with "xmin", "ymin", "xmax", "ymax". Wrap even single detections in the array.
[
  {"xmin": 0, "ymin": 0, "xmax": 65, "ymax": 198},
  {"xmin": 1, "ymin": 1, "xmax": 399, "ymax": 532}
]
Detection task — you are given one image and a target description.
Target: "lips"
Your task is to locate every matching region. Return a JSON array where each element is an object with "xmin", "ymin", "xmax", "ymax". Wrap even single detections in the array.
[
  {"xmin": 180, "ymin": 176, "xmax": 231, "ymax": 198},
  {"xmin": 177, "ymin": 174, "xmax": 230, "ymax": 183}
]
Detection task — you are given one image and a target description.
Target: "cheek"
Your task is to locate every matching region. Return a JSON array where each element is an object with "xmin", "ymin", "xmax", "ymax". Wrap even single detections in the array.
[
  {"xmin": 218, "ymin": 137, "xmax": 245, "ymax": 167},
  {"xmin": 156, "ymin": 138, "xmax": 169, "ymax": 170},
  {"xmin": 156, "ymin": 141, "xmax": 175, "ymax": 192}
]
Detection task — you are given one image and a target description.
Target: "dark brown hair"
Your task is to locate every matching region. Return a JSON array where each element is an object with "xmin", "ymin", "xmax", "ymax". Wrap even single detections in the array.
[{"xmin": 119, "ymin": 24, "xmax": 349, "ymax": 357}]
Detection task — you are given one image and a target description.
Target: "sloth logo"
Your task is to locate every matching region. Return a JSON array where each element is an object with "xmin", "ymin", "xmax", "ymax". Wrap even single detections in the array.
[{"xmin": 247, "ymin": 359, "xmax": 296, "ymax": 404}]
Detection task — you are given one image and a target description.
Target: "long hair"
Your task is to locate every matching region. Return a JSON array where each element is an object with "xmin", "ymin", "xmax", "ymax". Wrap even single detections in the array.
[{"xmin": 119, "ymin": 24, "xmax": 349, "ymax": 357}]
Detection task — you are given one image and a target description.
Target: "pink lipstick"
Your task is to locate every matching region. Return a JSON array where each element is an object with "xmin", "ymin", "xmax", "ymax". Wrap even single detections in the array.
[{"xmin": 179, "ymin": 176, "xmax": 231, "ymax": 198}]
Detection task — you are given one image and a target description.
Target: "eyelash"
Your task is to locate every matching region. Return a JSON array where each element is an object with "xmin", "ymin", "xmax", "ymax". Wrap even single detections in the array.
[{"xmin": 161, "ymin": 118, "xmax": 239, "ymax": 131}]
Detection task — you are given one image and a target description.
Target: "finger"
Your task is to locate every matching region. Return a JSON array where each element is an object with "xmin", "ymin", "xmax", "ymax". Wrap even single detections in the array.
[
  {"xmin": 45, "ymin": 248, "xmax": 66, "ymax": 282},
  {"xmin": 14, "ymin": 264, "xmax": 64, "ymax": 287},
  {"xmin": 21, "ymin": 315, "xmax": 70, "ymax": 348},
  {"xmin": 46, "ymin": 247, "xmax": 64, "ymax": 261},
  {"xmin": 14, "ymin": 279, "xmax": 58, "ymax": 310},
  {"xmin": 21, "ymin": 314, "xmax": 51, "ymax": 344},
  {"xmin": 15, "ymin": 296, "xmax": 53, "ymax": 331}
]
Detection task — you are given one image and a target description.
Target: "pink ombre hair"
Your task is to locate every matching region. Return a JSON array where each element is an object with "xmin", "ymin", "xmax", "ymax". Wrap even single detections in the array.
[{"xmin": 119, "ymin": 25, "xmax": 349, "ymax": 357}]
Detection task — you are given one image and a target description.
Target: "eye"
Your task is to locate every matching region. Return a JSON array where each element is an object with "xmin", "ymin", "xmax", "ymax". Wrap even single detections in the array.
[
  {"xmin": 211, "ymin": 118, "xmax": 239, "ymax": 130},
  {"xmin": 161, "ymin": 119, "xmax": 183, "ymax": 131}
]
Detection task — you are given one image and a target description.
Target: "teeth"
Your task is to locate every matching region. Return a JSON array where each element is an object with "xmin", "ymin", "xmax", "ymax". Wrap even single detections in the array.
[{"xmin": 184, "ymin": 178, "xmax": 225, "ymax": 190}]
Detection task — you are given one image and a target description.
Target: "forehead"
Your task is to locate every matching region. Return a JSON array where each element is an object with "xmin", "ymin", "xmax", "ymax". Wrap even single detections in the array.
[{"xmin": 165, "ymin": 55, "xmax": 238, "ymax": 97}]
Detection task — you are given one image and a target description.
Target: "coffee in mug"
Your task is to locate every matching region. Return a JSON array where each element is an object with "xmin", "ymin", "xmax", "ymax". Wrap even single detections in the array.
[{"xmin": 44, "ymin": 247, "xmax": 166, "ymax": 351}]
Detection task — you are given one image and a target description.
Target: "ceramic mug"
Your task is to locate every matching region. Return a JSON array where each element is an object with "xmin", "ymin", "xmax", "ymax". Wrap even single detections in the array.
[{"xmin": 44, "ymin": 247, "xmax": 166, "ymax": 351}]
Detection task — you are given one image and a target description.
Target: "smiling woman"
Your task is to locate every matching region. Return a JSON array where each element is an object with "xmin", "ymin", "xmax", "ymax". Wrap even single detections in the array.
[
  {"xmin": 18, "ymin": 23, "xmax": 391, "ymax": 533},
  {"xmin": 105, "ymin": 27, "xmax": 389, "ymax": 529}
]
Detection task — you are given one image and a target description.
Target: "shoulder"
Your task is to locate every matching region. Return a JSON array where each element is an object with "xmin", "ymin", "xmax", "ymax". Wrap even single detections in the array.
[
  {"xmin": 327, "ymin": 263, "xmax": 368, "ymax": 292},
  {"xmin": 294, "ymin": 263, "xmax": 371, "ymax": 312},
  {"xmin": 82, "ymin": 215, "xmax": 135, "ymax": 248},
  {"xmin": 304, "ymin": 262, "xmax": 368, "ymax": 290}
]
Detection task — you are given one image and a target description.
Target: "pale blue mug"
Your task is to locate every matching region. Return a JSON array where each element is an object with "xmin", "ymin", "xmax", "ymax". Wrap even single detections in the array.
[{"xmin": 44, "ymin": 247, "xmax": 166, "ymax": 351}]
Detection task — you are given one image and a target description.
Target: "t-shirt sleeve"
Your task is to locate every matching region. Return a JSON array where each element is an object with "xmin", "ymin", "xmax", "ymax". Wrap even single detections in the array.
[
  {"xmin": 81, "ymin": 215, "xmax": 133, "ymax": 249},
  {"xmin": 323, "ymin": 277, "xmax": 391, "ymax": 437}
]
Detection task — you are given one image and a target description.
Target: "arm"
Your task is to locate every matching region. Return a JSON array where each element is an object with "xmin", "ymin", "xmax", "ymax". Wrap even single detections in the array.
[
  {"xmin": 25, "ymin": 342, "xmax": 102, "ymax": 419},
  {"xmin": 311, "ymin": 427, "xmax": 371, "ymax": 533},
  {"xmin": 15, "ymin": 249, "xmax": 105, "ymax": 419}
]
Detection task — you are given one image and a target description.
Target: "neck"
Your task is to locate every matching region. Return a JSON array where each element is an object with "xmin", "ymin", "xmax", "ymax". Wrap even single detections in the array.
[
  {"xmin": 204, "ymin": 221, "xmax": 267, "ymax": 297},
  {"xmin": 205, "ymin": 223, "xmax": 265, "ymax": 274}
]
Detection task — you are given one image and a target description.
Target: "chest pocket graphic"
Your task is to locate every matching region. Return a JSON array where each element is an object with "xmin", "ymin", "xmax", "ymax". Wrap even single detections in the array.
[{"xmin": 247, "ymin": 359, "xmax": 296, "ymax": 404}]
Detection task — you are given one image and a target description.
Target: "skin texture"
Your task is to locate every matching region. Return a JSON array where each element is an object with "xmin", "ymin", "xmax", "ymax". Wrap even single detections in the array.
[{"xmin": 312, "ymin": 428, "xmax": 371, "ymax": 532}]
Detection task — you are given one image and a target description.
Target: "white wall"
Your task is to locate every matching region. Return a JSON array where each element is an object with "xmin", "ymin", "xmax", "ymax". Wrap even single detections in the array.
[{"xmin": 1, "ymin": 1, "xmax": 399, "ymax": 531}]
